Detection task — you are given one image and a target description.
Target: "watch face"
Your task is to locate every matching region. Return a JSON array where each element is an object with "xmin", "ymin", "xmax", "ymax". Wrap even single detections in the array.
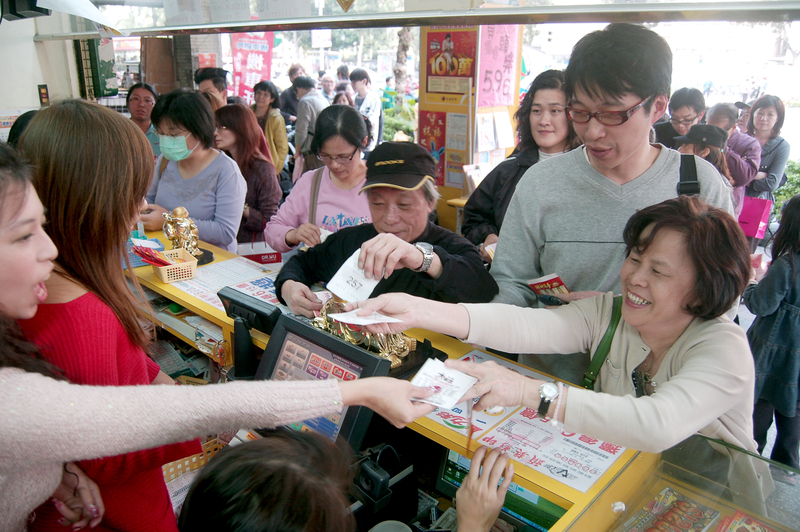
[
  {"xmin": 416, "ymin": 242, "xmax": 433, "ymax": 252},
  {"xmin": 540, "ymin": 382, "xmax": 558, "ymax": 400}
]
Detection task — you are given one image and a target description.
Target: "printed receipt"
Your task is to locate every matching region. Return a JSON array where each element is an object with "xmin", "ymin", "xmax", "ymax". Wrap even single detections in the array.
[
  {"xmin": 326, "ymin": 249, "xmax": 380, "ymax": 302},
  {"xmin": 410, "ymin": 359, "xmax": 478, "ymax": 410}
]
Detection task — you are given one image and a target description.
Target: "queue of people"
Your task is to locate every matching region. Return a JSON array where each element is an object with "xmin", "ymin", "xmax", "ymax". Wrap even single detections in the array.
[{"xmin": 1, "ymin": 21, "xmax": 798, "ymax": 532}]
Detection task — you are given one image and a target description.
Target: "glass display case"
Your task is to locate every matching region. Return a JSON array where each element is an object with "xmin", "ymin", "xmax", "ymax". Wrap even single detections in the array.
[{"xmin": 567, "ymin": 435, "xmax": 800, "ymax": 531}]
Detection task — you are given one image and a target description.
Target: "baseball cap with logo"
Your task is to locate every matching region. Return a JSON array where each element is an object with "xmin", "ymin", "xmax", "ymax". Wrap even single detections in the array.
[{"xmin": 361, "ymin": 142, "xmax": 436, "ymax": 193}]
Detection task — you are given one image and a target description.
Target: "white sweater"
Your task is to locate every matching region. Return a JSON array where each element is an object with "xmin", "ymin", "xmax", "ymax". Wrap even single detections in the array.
[{"xmin": 0, "ymin": 369, "xmax": 341, "ymax": 531}]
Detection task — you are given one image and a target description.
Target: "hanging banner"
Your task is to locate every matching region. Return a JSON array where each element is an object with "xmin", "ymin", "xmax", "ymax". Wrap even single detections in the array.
[
  {"xmin": 477, "ymin": 25, "xmax": 519, "ymax": 108},
  {"xmin": 231, "ymin": 32, "xmax": 274, "ymax": 104},
  {"xmin": 425, "ymin": 27, "xmax": 477, "ymax": 96},
  {"xmin": 419, "ymin": 111, "xmax": 447, "ymax": 186}
]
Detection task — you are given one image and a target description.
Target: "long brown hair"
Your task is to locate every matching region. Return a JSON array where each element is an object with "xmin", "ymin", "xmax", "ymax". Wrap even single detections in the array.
[
  {"xmin": 215, "ymin": 104, "xmax": 268, "ymax": 175},
  {"xmin": 19, "ymin": 100, "xmax": 153, "ymax": 350}
]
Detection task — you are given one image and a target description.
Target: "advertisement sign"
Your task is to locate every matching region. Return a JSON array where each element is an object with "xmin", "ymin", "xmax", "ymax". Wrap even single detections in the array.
[
  {"xmin": 231, "ymin": 32, "xmax": 274, "ymax": 104},
  {"xmin": 418, "ymin": 111, "xmax": 447, "ymax": 186},
  {"xmin": 477, "ymin": 25, "xmax": 519, "ymax": 108},
  {"xmin": 425, "ymin": 27, "xmax": 477, "ymax": 95}
]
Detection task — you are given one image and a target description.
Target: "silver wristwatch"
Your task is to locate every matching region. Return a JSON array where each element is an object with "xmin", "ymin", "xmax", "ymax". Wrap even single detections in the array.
[
  {"xmin": 412, "ymin": 242, "xmax": 434, "ymax": 273},
  {"xmin": 537, "ymin": 382, "xmax": 559, "ymax": 417}
]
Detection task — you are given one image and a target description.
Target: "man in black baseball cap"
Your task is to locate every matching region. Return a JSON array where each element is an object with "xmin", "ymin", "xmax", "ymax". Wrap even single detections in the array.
[{"xmin": 276, "ymin": 141, "xmax": 497, "ymax": 316}]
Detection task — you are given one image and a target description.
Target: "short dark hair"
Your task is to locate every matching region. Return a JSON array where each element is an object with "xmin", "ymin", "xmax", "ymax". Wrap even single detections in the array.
[
  {"xmin": 179, "ymin": 430, "xmax": 355, "ymax": 532},
  {"xmin": 310, "ymin": 104, "xmax": 371, "ymax": 155},
  {"xmin": 6, "ymin": 110, "xmax": 37, "ymax": 149},
  {"xmin": 336, "ymin": 64, "xmax": 350, "ymax": 79},
  {"xmin": 707, "ymin": 103, "xmax": 738, "ymax": 131},
  {"xmin": 350, "ymin": 68, "xmax": 370, "ymax": 84},
  {"xmin": 292, "ymin": 76, "xmax": 316, "ymax": 91},
  {"xmin": 253, "ymin": 81, "xmax": 281, "ymax": 109},
  {"xmin": 668, "ymin": 87, "xmax": 705, "ymax": 114},
  {"xmin": 747, "ymin": 94, "xmax": 785, "ymax": 138},
  {"xmin": 125, "ymin": 83, "xmax": 158, "ymax": 108},
  {"xmin": 151, "ymin": 89, "xmax": 216, "ymax": 149},
  {"xmin": 623, "ymin": 196, "xmax": 749, "ymax": 320},
  {"xmin": 194, "ymin": 68, "xmax": 228, "ymax": 91},
  {"xmin": 515, "ymin": 70, "xmax": 579, "ymax": 153},
  {"xmin": 335, "ymin": 81, "xmax": 351, "ymax": 93},
  {"xmin": 564, "ymin": 23, "xmax": 671, "ymax": 113}
]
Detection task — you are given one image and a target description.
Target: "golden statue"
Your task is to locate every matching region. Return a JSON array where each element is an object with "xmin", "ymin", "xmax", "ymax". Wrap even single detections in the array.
[{"xmin": 162, "ymin": 206, "xmax": 203, "ymax": 258}]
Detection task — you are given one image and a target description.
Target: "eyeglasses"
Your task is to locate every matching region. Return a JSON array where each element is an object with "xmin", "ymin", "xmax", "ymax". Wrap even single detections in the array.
[
  {"xmin": 565, "ymin": 96, "xmax": 653, "ymax": 127},
  {"xmin": 215, "ymin": 126, "xmax": 228, "ymax": 132},
  {"xmin": 669, "ymin": 115, "xmax": 699, "ymax": 126},
  {"xmin": 317, "ymin": 147, "xmax": 359, "ymax": 164}
]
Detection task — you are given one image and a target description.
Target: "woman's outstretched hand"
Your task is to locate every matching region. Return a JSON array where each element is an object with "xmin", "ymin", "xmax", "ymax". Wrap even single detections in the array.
[
  {"xmin": 445, "ymin": 359, "xmax": 531, "ymax": 412},
  {"xmin": 339, "ymin": 377, "xmax": 435, "ymax": 428}
]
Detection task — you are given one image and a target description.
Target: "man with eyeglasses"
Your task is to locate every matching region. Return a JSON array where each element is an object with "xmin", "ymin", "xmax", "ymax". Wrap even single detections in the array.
[
  {"xmin": 276, "ymin": 142, "xmax": 497, "ymax": 317},
  {"xmin": 653, "ymin": 87, "xmax": 706, "ymax": 149},
  {"xmin": 490, "ymin": 23, "xmax": 733, "ymax": 313}
]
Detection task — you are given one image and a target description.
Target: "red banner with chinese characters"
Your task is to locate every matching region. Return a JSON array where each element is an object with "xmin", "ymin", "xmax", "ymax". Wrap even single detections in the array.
[
  {"xmin": 425, "ymin": 27, "xmax": 476, "ymax": 94},
  {"xmin": 477, "ymin": 25, "xmax": 519, "ymax": 108},
  {"xmin": 418, "ymin": 111, "xmax": 447, "ymax": 186},
  {"xmin": 231, "ymin": 31, "xmax": 274, "ymax": 104}
]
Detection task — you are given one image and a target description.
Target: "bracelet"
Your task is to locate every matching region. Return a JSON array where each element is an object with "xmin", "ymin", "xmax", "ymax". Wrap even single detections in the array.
[{"xmin": 550, "ymin": 382, "xmax": 564, "ymax": 427}]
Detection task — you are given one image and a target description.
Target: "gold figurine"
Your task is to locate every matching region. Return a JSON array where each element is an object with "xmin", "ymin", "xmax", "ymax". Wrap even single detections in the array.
[
  {"xmin": 313, "ymin": 299, "xmax": 415, "ymax": 369},
  {"xmin": 162, "ymin": 206, "xmax": 203, "ymax": 258}
]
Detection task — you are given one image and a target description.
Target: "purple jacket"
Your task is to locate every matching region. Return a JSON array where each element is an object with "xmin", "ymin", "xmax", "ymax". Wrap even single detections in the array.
[{"xmin": 725, "ymin": 129, "xmax": 761, "ymax": 217}]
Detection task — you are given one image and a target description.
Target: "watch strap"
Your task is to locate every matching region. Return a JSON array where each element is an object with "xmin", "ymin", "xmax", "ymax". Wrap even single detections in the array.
[{"xmin": 537, "ymin": 396, "xmax": 552, "ymax": 417}]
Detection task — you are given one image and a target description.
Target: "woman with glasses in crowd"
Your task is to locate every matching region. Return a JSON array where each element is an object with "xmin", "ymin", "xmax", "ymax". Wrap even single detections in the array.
[{"xmin": 265, "ymin": 105, "xmax": 372, "ymax": 252}]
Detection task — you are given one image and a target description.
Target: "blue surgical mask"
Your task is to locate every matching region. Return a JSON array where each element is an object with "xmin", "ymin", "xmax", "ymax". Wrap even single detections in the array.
[{"xmin": 159, "ymin": 132, "xmax": 197, "ymax": 161}]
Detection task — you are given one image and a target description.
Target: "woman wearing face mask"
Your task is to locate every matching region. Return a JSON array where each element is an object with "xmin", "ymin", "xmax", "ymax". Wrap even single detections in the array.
[
  {"xmin": 141, "ymin": 89, "xmax": 246, "ymax": 252},
  {"xmin": 461, "ymin": 70, "xmax": 581, "ymax": 263}
]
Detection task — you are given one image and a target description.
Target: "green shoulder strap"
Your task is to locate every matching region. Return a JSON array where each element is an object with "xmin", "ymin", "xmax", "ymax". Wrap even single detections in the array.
[{"xmin": 582, "ymin": 295, "xmax": 623, "ymax": 390}]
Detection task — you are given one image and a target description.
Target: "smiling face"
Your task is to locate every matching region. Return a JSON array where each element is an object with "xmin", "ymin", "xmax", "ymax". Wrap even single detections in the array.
[
  {"xmin": 0, "ymin": 183, "xmax": 58, "ymax": 319},
  {"xmin": 254, "ymin": 89, "xmax": 273, "ymax": 108},
  {"xmin": 368, "ymin": 186, "xmax": 434, "ymax": 243},
  {"xmin": 128, "ymin": 87, "xmax": 156, "ymax": 122},
  {"xmin": 570, "ymin": 88, "xmax": 667, "ymax": 182},
  {"xmin": 620, "ymin": 226, "xmax": 696, "ymax": 339},
  {"xmin": 529, "ymin": 88, "xmax": 570, "ymax": 154}
]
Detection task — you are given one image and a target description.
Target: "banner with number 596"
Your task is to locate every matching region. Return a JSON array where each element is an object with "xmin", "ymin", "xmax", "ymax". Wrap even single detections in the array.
[{"xmin": 477, "ymin": 25, "xmax": 519, "ymax": 108}]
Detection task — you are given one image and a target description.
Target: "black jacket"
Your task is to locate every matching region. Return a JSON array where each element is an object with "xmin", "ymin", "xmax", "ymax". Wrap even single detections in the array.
[
  {"xmin": 461, "ymin": 149, "xmax": 539, "ymax": 246},
  {"xmin": 276, "ymin": 222, "xmax": 498, "ymax": 304},
  {"xmin": 653, "ymin": 121, "xmax": 679, "ymax": 150}
]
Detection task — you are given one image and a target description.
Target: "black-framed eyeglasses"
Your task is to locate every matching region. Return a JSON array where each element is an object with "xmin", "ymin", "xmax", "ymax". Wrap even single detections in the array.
[
  {"xmin": 669, "ymin": 115, "xmax": 698, "ymax": 127},
  {"xmin": 565, "ymin": 96, "xmax": 653, "ymax": 127},
  {"xmin": 317, "ymin": 147, "xmax": 359, "ymax": 164}
]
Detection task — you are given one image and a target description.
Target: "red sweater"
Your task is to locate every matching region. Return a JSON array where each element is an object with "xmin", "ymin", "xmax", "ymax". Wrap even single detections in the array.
[{"xmin": 19, "ymin": 293, "xmax": 200, "ymax": 531}]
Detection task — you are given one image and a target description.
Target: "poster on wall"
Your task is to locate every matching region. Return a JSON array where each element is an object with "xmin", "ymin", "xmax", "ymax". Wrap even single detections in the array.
[
  {"xmin": 163, "ymin": 0, "xmax": 204, "ymax": 25},
  {"xmin": 210, "ymin": 0, "xmax": 250, "ymax": 22},
  {"xmin": 477, "ymin": 25, "xmax": 519, "ymax": 108},
  {"xmin": 418, "ymin": 111, "xmax": 447, "ymax": 186},
  {"xmin": 231, "ymin": 32, "xmax": 274, "ymax": 104},
  {"xmin": 425, "ymin": 27, "xmax": 477, "ymax": 96}
]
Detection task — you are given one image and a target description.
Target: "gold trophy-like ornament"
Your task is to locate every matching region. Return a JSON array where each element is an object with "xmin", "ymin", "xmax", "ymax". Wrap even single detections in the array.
[
  {"xmin": 313, "ymin": 299, "xmax": 415, "ymax": 369},
  {"xmin": 162, "ymin": 206, "xmax": 203, "ymax": 258}
]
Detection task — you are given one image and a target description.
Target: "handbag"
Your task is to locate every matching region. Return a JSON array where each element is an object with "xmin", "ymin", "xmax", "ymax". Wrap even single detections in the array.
[
  {"xmin": 582, "ymin": 295, "xmax": 622, "ymax": 390},
  {"xmin": 738, "ymin": 196, "xmax": 772, "ymax": 239}
]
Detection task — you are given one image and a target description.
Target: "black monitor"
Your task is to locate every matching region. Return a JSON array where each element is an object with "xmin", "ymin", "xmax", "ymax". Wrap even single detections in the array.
[
  {"xmin": 255, "ymin": 314, "xmax": 392, "ymax": 451},
  {"xmin": 436, "ymin": 448, "xmax": 567, "ymax": 531}
]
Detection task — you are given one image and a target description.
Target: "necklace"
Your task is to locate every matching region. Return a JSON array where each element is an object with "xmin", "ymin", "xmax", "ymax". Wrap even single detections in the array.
[{"xmin": 632, "ymin": 345, "xmax": 672, "ymax": 397}]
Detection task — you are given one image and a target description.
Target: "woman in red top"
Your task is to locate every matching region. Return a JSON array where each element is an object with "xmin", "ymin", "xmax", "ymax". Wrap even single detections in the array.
[{"xmin": 17, "ymin": 100, "xmax": 201, "ymax": 531}]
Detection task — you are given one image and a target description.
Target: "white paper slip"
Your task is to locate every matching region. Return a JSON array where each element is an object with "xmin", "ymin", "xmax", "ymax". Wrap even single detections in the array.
[
  {"xmin": 410, "ymin": 358, "xmax": 478, "ymax": 410},
  {"xmin": 319, "ymin": 228, "xmax": 333, "ymax": 243},
  {"xmin": 484, "ymin": 242, "xmax": 497, "ymax": 260},
  {"xmin": 328, "ymin": 309, "xmax": 403, "ymax": 326},
  {"xmin": 131, "ymin": 238, "xmax": 162, "ymax": 249},
  {"xmin": 326, "ymin": 249, "xmax": 380, "ymax": 302}
]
